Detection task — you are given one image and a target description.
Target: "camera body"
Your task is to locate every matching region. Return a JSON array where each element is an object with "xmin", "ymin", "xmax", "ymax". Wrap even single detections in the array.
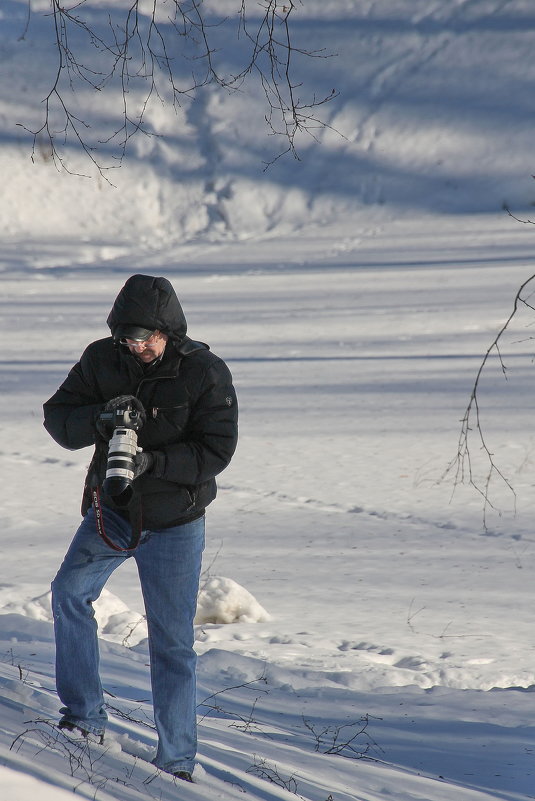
[{"xmin": 99, "ymin": 403, "xmax": 143, "ymax": 498}]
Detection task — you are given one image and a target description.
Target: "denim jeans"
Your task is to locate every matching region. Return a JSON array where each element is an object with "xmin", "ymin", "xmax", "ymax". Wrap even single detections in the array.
[{"xmin": 51, "ymin": 505, "xmax": 205, "ymax": 775}]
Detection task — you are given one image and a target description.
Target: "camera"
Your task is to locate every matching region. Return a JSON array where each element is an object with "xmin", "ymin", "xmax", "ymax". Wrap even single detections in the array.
[{"xmin": 99, "ymin": 403, "xmax": 143, "ymax": 499}]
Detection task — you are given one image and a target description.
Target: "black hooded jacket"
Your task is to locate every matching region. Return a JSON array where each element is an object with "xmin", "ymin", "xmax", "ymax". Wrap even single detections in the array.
[{"xmin": 43, "ymin": 275, "xmax": 238, "ymax": 529}]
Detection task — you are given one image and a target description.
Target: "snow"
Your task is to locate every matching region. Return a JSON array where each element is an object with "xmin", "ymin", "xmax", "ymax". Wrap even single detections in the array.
[
  {"xmin": 196, "ymin": 578, "xmax": 272, "ymax": 626},
  {"xmin": 1, "ymin": 0, "xmax": 535, "ymax": 799}
]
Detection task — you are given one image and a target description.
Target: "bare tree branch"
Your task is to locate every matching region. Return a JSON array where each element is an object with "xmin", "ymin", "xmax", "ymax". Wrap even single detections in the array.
[
  {"xmin": 18, "ymin": 0, "xmax": 339, "ymax": 177},
  {"xmin": 236, "ymin": 1, "xmax": 339, "ymax": 166},
  {"xmin": 302, "ymin": 713, "xmax": 382, "ymax": 760},
  {"xmin": 444, "ymin": 270, "xmax": 535, "ymax": 524}
]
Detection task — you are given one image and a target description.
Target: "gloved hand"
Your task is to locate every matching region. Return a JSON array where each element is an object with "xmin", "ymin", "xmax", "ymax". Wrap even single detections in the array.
[
  {"xmin": 95, "ymin": 395, "xmax": 146, "ymax": 441},
  {"xmin": 133, "ymin": 450, "xmax": 154, "ymax": 479}
]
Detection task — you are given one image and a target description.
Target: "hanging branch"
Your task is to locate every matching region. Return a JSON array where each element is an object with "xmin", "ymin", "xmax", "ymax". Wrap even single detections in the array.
[
  {"xmin": 18, "ymin": 0, "xmax": 339, "ymax": 178},
  {"xmin": 444, "ymin": 272, "xmax": 535, "ymax": 524},
  {"xmin": 504, "ymin": 201, "xmax": 535, "ymax": 226},
  {"xmin": 236, "ymin": 1, "xmax": 339, "ymax": 165}
]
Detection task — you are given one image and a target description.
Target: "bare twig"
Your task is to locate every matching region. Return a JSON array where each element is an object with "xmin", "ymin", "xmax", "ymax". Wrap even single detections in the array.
[
  {"xmin": 229, "ymin": 695, "xmax": 273, "ymax": 737},
  {"xmin": 120, "ymin": 614, "xmax": 147, "ymax": 648},
  {"xmin": 18, "ymin": 0, "xmax": 32, "ymax": 41},
  {"xmin": 11, "ymin": 718, "xmax": 147, "ymax": 796},
  {"xmin": 302, "ymin": 713, "xmax": 382, "ymax": 760},
  {"xmin": 19, "ymin": 1, "xmax": 339, "ymax": 176},
  {"xmin": 504, "ymin": 202, "xmax": 535, "ymax": 226},
  {"xmin": 443, "ymin": 270, "xmax": 535, "ymax": 524},
  {"xmin": 199, "ymin": 540, "xmax": 223, "ymax": 590},
  {"xmin": 247, "ymin": 755, "xmax": 301, "ymax": 795},
  {"xmin": 106, "ymin": 702, "xmax": 156, "ymax": 730},
  {"xmin": 235, "ymin": 1, "xmax": 339, "ymax": 166},
  {"xmin": 406, "ymin": 598, "xmax": 426, "ymax": 633},
  {"xmin": 197, "ymin": 673, "xmax": 269, "ymax": 723}
]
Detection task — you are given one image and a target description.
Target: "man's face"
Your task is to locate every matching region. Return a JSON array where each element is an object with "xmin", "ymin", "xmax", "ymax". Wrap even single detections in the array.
[{"xmin": 122, "ymin": 330, "xmax": 168, "ymax": 363}]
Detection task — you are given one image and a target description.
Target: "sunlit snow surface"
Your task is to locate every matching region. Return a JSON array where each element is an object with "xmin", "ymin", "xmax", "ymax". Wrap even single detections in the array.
[{"xmin": 1, "ymin": 1, "xmax": 535, "ymax": 799}]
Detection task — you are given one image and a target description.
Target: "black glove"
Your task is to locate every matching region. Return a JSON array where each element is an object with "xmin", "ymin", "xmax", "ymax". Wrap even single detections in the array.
[
  {"xmin": 95, "ymin": 395, "xmax": 146, "ymax": 441},
  {"xmin": 133, "ymin": 450, "xmax": 154, "ymax": 479}
]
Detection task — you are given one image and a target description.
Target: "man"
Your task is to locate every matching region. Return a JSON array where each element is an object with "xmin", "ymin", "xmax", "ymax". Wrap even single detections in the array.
[{"xmin": 43, "ymin": 274, "xmax": 238, "ymax": 782}]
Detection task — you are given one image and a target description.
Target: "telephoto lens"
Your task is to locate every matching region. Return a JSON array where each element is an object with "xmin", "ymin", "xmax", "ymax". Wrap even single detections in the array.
[{"xmin": 103, "ymin": 426, "xmax": 139, "ymax": 497}]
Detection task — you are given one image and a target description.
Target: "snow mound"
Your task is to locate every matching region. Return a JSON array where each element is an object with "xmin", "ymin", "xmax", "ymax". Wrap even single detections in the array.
[
  {"xmin": 0, "ymin": 578, "xmax": 270, "ymax": 645},
  {"xmin": 195, "ymin": 576, "xmax": 271, "ymax": 625},
  {"xmin": 0, "ymin": 590, "xmax": 53, "ymax": 623},
  {"xmin": 0, "ymin": 588, "xmax": 148, "ymax": 645}
]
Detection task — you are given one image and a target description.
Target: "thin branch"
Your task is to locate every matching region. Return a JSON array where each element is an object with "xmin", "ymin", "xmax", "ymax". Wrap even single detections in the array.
[
  {"xmin": 19, "ymin": 1, "xmax": 339, "ymax": 175},
  {"xmin": 504, "ymin": 202, "xmax": 535, "ymax": 226},
  {"xmin": 18, "ymin": 0, "xmax": 32, "ymax": 41},
  {"xmin": 444, "ymin": 270, "xmax": 535, "ymax": 523},
  {"xmin": 302, "ymin": 713, "xmax": 382, "ymax": 760},
  {"xmin": 197, "ymin": 673, "xmax": 269, "ymax": 723}
]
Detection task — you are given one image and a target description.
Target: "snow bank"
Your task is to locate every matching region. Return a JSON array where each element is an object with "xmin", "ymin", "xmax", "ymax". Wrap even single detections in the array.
[
  {"xmin": 3, "ymin": 0, "xmax": 534, "ymax": 272},
  {"xmin": 0, "ymin": 578, "xmax": 271, "ymax": 648},
  {"xmin": 3, "ymin": 1, "xmax": 535, "ymax": 798},
  {"xmin": 196, "ymin": 576, "xmax": 271, "ymax": 625}
]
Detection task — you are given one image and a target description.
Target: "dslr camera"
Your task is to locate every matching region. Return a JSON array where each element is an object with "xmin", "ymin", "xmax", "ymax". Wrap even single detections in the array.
[{"xmin": 99, "ymin": 401, "xmax": 143, "ymax": 498}]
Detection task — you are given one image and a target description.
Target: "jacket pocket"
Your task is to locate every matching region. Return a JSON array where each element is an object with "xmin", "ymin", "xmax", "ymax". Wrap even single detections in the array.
[
  {"xmin": 141, "ymin": 404, "xmax": 190, "ymax": 448},
  {"xmin": 149, "ymin": 403, "xmax": 188, "ymax": 420}
]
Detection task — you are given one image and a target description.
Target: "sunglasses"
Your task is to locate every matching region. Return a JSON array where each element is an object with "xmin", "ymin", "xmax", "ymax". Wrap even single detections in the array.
[{"xmin": 119, "ymin": 331, "xmax": 161, "ymax": 348}]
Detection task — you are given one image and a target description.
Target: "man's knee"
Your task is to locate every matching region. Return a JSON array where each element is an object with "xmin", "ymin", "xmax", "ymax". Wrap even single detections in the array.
[{"xmin": 51, "ymin": 574, "xmax": 93, "ymax": 615}]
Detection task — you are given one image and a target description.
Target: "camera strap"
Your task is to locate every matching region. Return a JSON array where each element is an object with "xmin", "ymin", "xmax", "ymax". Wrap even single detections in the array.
[{"xmin": 91, "ymin": 486, "xmax": 143, "ymax": 552}]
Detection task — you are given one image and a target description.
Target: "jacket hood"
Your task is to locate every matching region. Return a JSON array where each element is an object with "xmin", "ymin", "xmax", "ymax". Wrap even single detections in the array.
[{"xmin": 107, "ymin": 274, "xmax": 187, "ymax": 342}]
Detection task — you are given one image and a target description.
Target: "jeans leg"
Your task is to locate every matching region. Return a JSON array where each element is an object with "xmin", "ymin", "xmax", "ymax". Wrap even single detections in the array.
[
  {"xmin": 134, "ymin": 516, "xmax": 205, "ymax": 774},
  {"xmin": 51, "ymin": 507, "xmax": 131, "ymax": 735}
]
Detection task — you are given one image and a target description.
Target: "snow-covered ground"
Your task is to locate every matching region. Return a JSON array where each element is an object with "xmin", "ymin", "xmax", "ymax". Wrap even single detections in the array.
[{"xmin": 1, "ymin": 1, "xmax": 535, "ymax": 799}]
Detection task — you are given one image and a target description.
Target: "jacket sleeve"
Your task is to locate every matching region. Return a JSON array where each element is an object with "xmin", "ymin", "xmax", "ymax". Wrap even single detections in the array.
[
  {"xmin": 43, "ymin": 349, "xmax": 104, "ymax": 451},
  {"xmin": 151, "ymin": 357, "xmax": 238, "ymax": 485}
]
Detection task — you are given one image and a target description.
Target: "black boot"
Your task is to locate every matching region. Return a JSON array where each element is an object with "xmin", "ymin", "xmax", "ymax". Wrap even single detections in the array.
[
  {"xmin": 58, "ymin": 720, "xmax": 104, "ymax": 745},
  {"xmin": 174, "ymin": 770, "xmax": 193, "ymax": 783}
]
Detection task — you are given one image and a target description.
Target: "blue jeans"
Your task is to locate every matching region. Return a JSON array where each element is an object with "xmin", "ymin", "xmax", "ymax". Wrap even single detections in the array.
[{"xmin": 51, "ymin": 505, "xmax": 205, "ymax": 775}]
